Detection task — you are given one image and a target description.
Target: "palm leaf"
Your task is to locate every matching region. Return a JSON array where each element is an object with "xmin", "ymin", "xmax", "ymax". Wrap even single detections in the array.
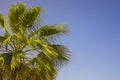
[
  {"xmin": 29, "ymin": 53, "xmax": 57, "ymax": 80},
  {"xmin": 19, "ymin": 7, "xmax": 41, "ymax": 29},
  {"xmin": 0, "ymin": 53, "xmax": 12, "ymax": 70},
  {"xmin": 8, "ymin": 3, "xmax": 25, "ymax": 33},
  {"xmin": 49, "ymin": 45, "xmax": 70, "ymax": 67},
  {"xmin": 11, "ymin": 52, "xmax": 25, "ymax": 69},
  {"xmin": 0, "ymin": 14, "xmax": 9, "ymax": 37},
  {"xmin": 3, "ymin": 34, "xmax": 16, "ymax": 44},
  {"xmin": 29, "ymin": 24, "xmax": 68, "ymax": 39}
]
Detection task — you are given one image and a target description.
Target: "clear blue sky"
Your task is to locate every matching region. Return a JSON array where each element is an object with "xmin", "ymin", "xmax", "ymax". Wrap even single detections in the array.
[{"xmin": 0, "ymin": 0, "xmax": 120, "ymax": 80}]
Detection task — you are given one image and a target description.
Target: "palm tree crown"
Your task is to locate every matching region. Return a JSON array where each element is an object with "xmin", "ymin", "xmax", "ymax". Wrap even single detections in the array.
[{"xmin": 0, "ymin": 3, "xmax": 70, "ymax": 80}]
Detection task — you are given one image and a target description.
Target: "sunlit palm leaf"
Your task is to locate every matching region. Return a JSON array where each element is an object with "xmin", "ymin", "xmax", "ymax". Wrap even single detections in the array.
[
  {"xmin": 8, "ymin": 3, "xmax": 25, "ymax": 33},
  {"xmin": 19, "ymin": 7, "xmax": 41, "ymax": 29},
  {"xmin": 11, "ymin": 52, "xmax": 25, "ymax": 69}
]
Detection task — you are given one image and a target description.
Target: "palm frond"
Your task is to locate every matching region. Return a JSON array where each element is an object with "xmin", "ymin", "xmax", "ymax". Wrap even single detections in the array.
[
  {"xmin": 3, "ymin": 34, "xmax": 16, "ymax": 44},
  {"xmin": 8, "ymin": 3, "xmax": 25, "ymax": 33},
  {"xmin": 49, "ymin": 45, "xmax": 70, "ymax": 67},
  {"xmin": 29, "ymin": 53, "xmax": 57, "ymax": 80},
  {"xmin": 0, "ymin": 14, "xmax": 9, "ymax": 37},
  {"xmin": 0, "ymin": 53, "xmax": 12, "ymax": 71},
  {"xmin": 29, "ymin": 24, "xmax": 68, "ymax": 40},
  {"xmin": 11, "ymin": 52, "xmax": 25, "ymax": 69},
  {"xmin": 19, "ymin": 7, "xmax": 41, "ymax": 29}
]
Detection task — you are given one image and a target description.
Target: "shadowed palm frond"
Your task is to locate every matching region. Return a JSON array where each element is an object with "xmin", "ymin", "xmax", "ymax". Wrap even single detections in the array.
[{"xmin": 0, "ymin": 36, "xmax": 6, "ymax": 43}]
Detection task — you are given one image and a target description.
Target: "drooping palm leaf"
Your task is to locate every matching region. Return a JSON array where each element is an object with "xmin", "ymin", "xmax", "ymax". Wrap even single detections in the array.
[{"xmin": 29, "ymin": 24, "xmax": 68, "ymax": 40}]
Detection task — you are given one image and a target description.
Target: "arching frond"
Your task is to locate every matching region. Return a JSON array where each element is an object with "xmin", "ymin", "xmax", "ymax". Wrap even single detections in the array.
[
  {"xmin": 27, "ymin": 39, "xmax": 59, "ymax": 59},
  {"xmin": 29, "ymin": 24, "xmax": 68, "ymax": 40},
  {"xmin": 8, "ymin": 3, "xmax": 25, "ymax": 33},
  {"xmin": 48, "ymin": 45, "xmax": 70, "ymax": 67},
  {"xmin": 0, "ymin": 14, "xmax": 9, "ymax": 37},
  {"xmin": 0, "ymin": 53, "xmax": 12, "ymax": 71},
  {"xmin": 19, "ymin": 7, "xmax": 41, "ymax": 29}
]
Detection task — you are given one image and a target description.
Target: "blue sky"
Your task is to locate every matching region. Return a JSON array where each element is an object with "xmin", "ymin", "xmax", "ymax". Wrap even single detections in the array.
[{"xmin": 0, "ymin": 0, "xmax": 120, "ymax": 80}]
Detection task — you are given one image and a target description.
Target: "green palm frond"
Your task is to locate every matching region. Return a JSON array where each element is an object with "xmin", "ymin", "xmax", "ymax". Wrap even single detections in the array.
[
  {"xmin": 27, "ymin": 39, "xmax": 59, "ymax": 59},
  {"xmin": 49, "ymin": 45, "xmax": 70, "ymax": 67},
  {"xmin": 19, "ymin": 7, "xmax": 41, "ymax": 29},
  {"xmin": 3, "ymin": 35, "xmax": 15, "ymax": 44},
  {"xmin": 29, "ymin": 24, "xmax": 68, "ymax": 39},
  {"xmin": 8, "ymin": 3, "xmax": 25, "ymax": 33},
  {"xmin": 0, "ymin": 53, "xmax": 12, "ymax": 70},
  {"xmin": 11, "ymin": 52, "xmax": 25, "ymax": 69},
  {"xmin": 0, "ymin": 14, "xmax": 9, "ymax": 37},
  {"xmin": 29, "ymin": 53, "xmax": 57, "ymax": 80},
  {"xmin": 39, "ymin": 24, "xmax": 67, "ymax": 37}
]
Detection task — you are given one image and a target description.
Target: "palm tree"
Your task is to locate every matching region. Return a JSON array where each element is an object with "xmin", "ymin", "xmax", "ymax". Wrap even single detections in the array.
[{"xmin": 0, "ymin": 3, "xmax": 70, "ymax": 80}]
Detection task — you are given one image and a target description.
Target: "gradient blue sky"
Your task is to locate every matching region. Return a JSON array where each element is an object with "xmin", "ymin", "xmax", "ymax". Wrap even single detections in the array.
[{"xmin": 0, "ymin": 0, "xmax": 120, "ymax": 80}]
